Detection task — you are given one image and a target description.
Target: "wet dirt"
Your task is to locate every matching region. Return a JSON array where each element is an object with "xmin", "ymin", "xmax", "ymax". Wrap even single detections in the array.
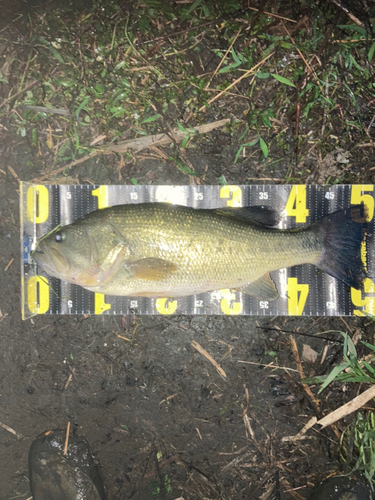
[
  {"xmin": 2, "ymin": 135, "xmax": 375, "ymax": 500},
  {"xmin": 1, "ymin": 2, "xmax": 375, "ymax": 499}
]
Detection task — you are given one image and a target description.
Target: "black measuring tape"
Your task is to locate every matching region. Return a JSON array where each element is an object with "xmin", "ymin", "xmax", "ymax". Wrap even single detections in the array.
[{"xmin": 21, "ymin": 183, "xmax": 375, "ymax": 319}]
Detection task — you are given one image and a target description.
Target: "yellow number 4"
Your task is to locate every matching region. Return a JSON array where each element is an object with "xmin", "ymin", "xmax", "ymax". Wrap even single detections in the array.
[
  {"xmin": 287, "ymin": 278, "xmax": 309, "ymax": 315},
  {"xmin": 285, "ymin": 186, "xmax": 309, "ymax": 223}
]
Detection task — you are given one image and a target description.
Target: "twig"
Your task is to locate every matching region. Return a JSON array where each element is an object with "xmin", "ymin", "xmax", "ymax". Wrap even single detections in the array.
[
  {"xmin": 281, "ymin": 416, "xmax": 318, "ymax": 442},
  {"xmin": 191, "ymin": 340, "xmax": 227, "ymax": 378},
  {"xmin": 159, "ymin": 393, "xmax": 179, "ymax": 405},
  {"xmin": 117, "ymin": 334, "xmax": 131, "ymax": 341},
  {"xmin": 329, "ymin": 0, "xmax": 364, "ymax": 27},
  {"xmin": 7, "ymin": 166, "xmax": 20, "ymax": 182},
  {"xmin": 317, "ymin": 385, "xmax": 375, "ymax": 429},
  {"xmin": 105, "ymin": 118, "xmax": 230, "ymax": 153},
  {"xmin": 280, "ymin": 479, "xmax": 306, "ymax": 500},
  {"xmin": 247, "ymin": 177, "xmax": 283, "ymax": 181},
  {"xmin": 145, "ymin": 20, "xmax": 217, "ymax": 44},
  {"xmin": 205, "ymin": 28, "xmax": 242, "ymax": 89},
  {"xmin": 246, "ymin": 7, "xmax": 296, "ymax": 23},
  {"xmin": 257, "ymin": 325, "xmax": 344, "ymax": 343},
  {"xmin": 238, "ymin": 360, "xmax": 299, "ymax": 373},
  {"xmin": 199, "ymin": 52, "xmax": 275, "ymax": 112},
  {"xmin": 0, "ymin": 80, "xmax": 37, "ymax": 108},
  {"xmin": 23, "ymin": 106, "xmax": 71, "ymax": 116},
  {"xmin": 63, "ymin": 422, "xmax": 70, "ymax": 455},
  {"xmin": 289, "ymin": 335, "xmax": 321, "ymax": 412},
  {"xmin": 333, "ymin": 38, "xmax": 375, "ymax": 43},
  {"xmin": 32, "ymin": 151, "xmax": 99, "ymax": 182},
  {"xmin": 286, "ymin": 385, "xmax": 375, "ymax": 442},
  {"xmin": 0, "ymin": 421, "xmax": 23, "ymax": 439},
  {"xmin": 367, "ymin": 114, "xmax": 375, "ymax": 135},
  {"xmin": 4, "ymin": 258, "xmax": 14, "ymax": 271},
  {"xmin": 33, "ymin": 118, "xmax": 229, "ymax": 181}
]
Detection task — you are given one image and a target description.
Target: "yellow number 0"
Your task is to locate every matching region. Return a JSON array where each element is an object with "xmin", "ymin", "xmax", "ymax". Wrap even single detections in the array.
[
  {"xmin": 26, "ymin": 185, "xmax": 49, "ymax": 223},
  {"xmin": 28, "ymin": 276, "xmax": 50, "ymax": 314}
]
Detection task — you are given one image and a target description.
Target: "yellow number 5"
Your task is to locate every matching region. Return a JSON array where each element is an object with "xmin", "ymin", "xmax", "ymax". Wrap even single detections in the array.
[{"xmin": 350, "ymin": 185, "xmax": 374, "ymax": 221}]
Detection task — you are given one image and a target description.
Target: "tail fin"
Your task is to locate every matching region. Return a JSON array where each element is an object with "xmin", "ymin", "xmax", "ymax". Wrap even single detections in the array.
[{"xmin": 315, "ymin": 204, "xmax": 368, "ymax": 289}]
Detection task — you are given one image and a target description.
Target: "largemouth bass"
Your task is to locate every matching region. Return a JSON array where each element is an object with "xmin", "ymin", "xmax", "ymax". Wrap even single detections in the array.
[{"xmin": 33, "ymin": 203, "xmax": 367, "ymax": 300}]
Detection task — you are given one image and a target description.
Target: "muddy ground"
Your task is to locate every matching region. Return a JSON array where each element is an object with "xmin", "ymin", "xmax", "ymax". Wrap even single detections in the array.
[
  {"xmin": 1, "ymin": 1, "xmax": 375, "ymax": 499},
  {"xmin": 2, "ymin": 135, "xmax": 375, "ymax": 500}
]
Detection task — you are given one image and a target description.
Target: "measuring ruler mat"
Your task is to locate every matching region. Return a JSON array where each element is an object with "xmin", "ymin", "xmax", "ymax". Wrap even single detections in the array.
[{"xmin": 20, "ymin": 183, "xmax": 375, "ymax": 319}]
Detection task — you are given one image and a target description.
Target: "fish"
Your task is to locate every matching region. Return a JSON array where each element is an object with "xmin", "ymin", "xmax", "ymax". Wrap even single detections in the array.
[{"xmin": 32, "ymin": 202, "xmax": 368, "ymax": 301}]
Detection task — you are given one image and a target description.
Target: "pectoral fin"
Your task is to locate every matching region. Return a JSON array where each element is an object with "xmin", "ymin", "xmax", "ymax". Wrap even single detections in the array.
[
  {"xmin": 239, "ymin": 273, "xmax": 279, "ymax": 301},
  {"xmin": 127, "ymin": 258, "xmax": 177, "ymax": 281}
]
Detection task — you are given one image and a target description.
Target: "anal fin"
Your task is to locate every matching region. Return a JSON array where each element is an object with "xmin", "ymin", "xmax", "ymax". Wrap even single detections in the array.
[{"xmin": 238, "ymin": 273, "xmax": 279, "ymax": 301}]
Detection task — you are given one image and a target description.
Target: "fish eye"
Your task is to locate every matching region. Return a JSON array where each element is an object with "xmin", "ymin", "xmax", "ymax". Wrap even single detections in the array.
[{"xmin": 54, "ymin": 231, "xmax": 65, "ymax": 243}]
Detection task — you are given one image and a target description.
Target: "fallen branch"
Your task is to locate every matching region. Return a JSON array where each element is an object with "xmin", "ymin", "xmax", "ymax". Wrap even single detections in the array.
[
  {"xmin": 317, "ymin": 385, "xmax": 375, "ymax": 429},
  {"xmin": 31, "ymin": 118, "xmax": 230, "ymax": 181},
  {"xmin": 105, "ymin": 118, "xmax": 230, "ymax": 153},
  {"xmin": 283, "ymin": 385, "xmax": 375, "ymax": 442}
]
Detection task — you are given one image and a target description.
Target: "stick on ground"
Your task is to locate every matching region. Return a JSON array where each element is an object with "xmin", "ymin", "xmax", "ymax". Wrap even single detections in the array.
[{"xmin": 192, "ymin": 340, "xmax": 227, "ymax": 378}]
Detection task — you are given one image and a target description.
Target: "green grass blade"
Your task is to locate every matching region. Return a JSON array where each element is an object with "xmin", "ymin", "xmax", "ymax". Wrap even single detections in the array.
[
  {"xmin": 76, "ymin": 96, "xmax": 90, "ymax": 122},
  {"xmin": 362, "ymin": 341, "xmax": 375, "ymax": 352},
  {"xmin": 142, "ymin": 114, "xmax": 161, "ymax": 123},
  {"xmin": 318, "ymin": 361, "xmax": 350, "ymax": 394},
  {"xmin": 259, "ymin": 136, "xmax": 269, "ymax": 159},
  {"xmin": 271, "ymin": 74, "xmax": 295, "ymax": 87},
  {"xmin": 234, "ymin": 139, "xmax": 258, "ymax": 164}
]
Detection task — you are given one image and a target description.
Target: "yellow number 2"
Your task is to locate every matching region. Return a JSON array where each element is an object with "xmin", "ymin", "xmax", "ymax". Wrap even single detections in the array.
[
  {"xmin": 220, "ymin": 289, "xmax": 243, "ymax": 315},
  {"xmin": 219, "ymin": 186, "xmax": 242, "ymax": 207}
]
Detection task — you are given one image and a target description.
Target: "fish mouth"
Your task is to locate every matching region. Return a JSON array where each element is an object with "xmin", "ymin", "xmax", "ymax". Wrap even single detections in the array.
[{"xmin": 32, "ymin": 242, "xmax": 70, "ymax": 278}]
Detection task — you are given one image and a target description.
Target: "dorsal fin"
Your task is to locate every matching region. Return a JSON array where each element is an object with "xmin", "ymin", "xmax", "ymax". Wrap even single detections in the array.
[{"xmin": 213, "ymin": 206, "xmax": 279, "ymax": 227}]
